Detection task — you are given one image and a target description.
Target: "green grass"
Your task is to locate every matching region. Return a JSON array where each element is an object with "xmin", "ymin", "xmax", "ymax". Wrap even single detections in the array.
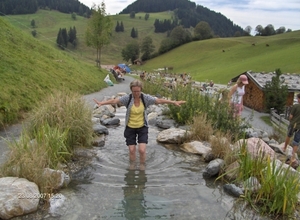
[
  {"xmin": 0, "ymin": 17, "xmax": 107, "ymax": 126},
  {"xmin": 2, "ymin": 10, "xmax": 173, "ymax": 64},
  {"xmin": 3, "ymin": 9, "xmax": 300, "ymax": 85},
  {"xmin": 136, "ymin": 32, "xmax": 300, "ymax": 84}
]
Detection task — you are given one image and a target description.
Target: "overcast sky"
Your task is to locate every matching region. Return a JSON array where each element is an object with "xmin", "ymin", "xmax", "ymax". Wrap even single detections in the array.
[{"xmin": 79, "ymin": 0, "xmax": 300, "ymax": 34}]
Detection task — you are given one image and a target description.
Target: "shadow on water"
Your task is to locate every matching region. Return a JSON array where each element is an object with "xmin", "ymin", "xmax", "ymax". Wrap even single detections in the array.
[{"xmin": 121, "ymin": 168, "xmax": 148, "ymax": 219}]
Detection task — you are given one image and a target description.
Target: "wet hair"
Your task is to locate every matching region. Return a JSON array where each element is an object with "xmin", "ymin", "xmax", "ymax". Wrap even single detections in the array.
[{"xmin": 130, "ymin": 79, "xmax": 143, "ymax": 91}]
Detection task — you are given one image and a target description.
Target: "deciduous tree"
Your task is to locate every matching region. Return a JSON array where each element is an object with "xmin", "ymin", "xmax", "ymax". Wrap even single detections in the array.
[
  {"xmin": 244, "ymin": 26, "xmax": 252, "ymax": 36},
  {"xmin": 85, "ymin": 2, "xmax": 113, "ymax": 67},
  {"xmin": 121, "ymin": 41, "xmax": 140, "ymax": 64},
  {"xmin": 194, "ymin": 21, "xmax": 212, "ymax": 40},
  {"xmin": 141, "ymin": 36, "xmax": 155, "ymax": 61}
]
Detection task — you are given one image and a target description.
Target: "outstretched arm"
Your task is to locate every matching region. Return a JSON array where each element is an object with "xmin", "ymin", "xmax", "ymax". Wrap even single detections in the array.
[
  {"xmin": 93, "ymin": 98, "xmax": 120, "ymax": 107},
  {"xmin": 155, "ymin": 98, "xmax": 186, "ymax": 106}
]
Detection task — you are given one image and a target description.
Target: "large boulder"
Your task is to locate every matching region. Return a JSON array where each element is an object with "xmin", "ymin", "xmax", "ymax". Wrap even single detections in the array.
[
  {"xmin": 234, "ymin": 137, "xmax": 275, "ymax": 160},
  {"xmin": 156, "ymin": 128, "xmax": 189, "ymax": 144},
  {"xmin": 180, "ymin": 141, "xmax": 211, "ymax": 155},
  {"xmin": 0, "ymin": 177, "xmax": 39, "ymax": 219}
]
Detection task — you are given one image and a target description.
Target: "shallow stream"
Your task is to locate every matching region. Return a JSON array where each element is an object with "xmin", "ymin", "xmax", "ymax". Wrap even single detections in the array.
[
  {"xmin": 1, "ymin": 101, "xmax": 272, "ymax": 219},
  {"xmin": 49, "ymin": 107, "xmax": 270, "ymax": 220}
]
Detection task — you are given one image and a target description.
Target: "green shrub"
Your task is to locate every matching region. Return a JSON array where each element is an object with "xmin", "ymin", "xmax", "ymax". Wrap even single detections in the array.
[{"xmin": 143, "ymin": 80, "xmax": 247, "ymax": 140}]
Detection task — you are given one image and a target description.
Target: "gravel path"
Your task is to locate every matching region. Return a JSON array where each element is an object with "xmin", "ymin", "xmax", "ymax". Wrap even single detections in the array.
[{"xmin": 83, "ymin": 74, "xmax": 133, "ymax": 109}]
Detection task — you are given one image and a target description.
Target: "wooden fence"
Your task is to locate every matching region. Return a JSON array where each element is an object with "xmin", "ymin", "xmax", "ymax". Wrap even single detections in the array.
[{"xmin": 270, "ymin": 108, "xmax": 289, "ymax": 131}]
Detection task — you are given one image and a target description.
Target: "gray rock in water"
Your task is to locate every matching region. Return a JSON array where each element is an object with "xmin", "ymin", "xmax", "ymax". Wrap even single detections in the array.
[
  {"xmin": 101, "ymin": 117, "xmax": 120, "ymax": 126},
  {"xmin": 223, "ymin": 184, "xmax": 243, "ymax": 198},
  {"xmin": 93, "ymin": 124, "xmax": 109, "ymax": 135}
]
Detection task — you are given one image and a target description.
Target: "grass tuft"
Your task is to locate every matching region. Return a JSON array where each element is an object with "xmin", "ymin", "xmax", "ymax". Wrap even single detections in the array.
[{"xmin": 0, "ymin": 90, "xmax": 93, "ymax": 193}]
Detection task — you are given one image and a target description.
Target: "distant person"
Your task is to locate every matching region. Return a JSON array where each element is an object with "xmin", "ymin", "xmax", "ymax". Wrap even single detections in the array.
[
  {"xmin": 228, "ymin": 74, "xmax": 248, "ymax": 117},
  {"xmin": 227, "ymin": 80, "xmax": 232, "ymax": 88},
  {"xmin": 140, "ymin": 71, "xmax": 145, "ymax": 80},
  {"xmin": 209, "ymin": 80, "xmax": 214, "ymax": 87},
  {"xmin": 93, "ymin": 79, "xmax": 186, "ymax": 167},
  {"xmin": 202, "ymin": 83, "xmax": 207, "ymax": 91},
  {"xmin": 218, "ymin": 89, "xmax": 229, "ymax": 103},
  {"xmin": 283, "ymin": 93, "xmax": 300, "ymax": 168},
  {"xmin": 171, "ymin": 78, "xmax": 177, "ymax": 90}
]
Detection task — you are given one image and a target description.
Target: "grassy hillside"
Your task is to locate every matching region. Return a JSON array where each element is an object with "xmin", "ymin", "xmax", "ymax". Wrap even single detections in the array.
[
  {"xmin": 3, "ymin": 9, "xmax": 300, "ymax": 86},
  {"xmin": 134, "ymin": 31, "xmax": 300, "ymax": 84},
  {"xmin": 0, "ymin": 17, "xmax": 107, "ymax": 126},
  {"xmin": 2, "ymin": 9, "xmax": 172, "ymax": 64}
]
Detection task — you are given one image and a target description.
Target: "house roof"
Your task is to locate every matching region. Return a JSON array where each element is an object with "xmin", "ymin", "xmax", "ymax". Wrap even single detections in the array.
[{"xmin": 232, "ymin": 70, "xmax": 300, "ymax": 92}]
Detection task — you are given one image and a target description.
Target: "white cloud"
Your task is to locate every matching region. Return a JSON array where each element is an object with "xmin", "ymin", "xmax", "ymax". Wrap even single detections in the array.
[{"xmin": 194, "ymin": 0, "xmax": 300, "ymax": 32}]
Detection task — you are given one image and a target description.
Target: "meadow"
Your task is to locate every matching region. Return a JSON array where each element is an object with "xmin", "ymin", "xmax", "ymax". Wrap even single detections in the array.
[{"xmin": 3, "ymin": 9, "xmax": 300, "ymax": 84}]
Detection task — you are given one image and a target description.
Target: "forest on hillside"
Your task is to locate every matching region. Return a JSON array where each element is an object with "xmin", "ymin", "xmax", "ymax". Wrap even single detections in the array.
[
  {"xmin": 120, "ymin": 0, "xmax": 244, "ymax": 37},
  {"xmin": 0, "ymin": 0, "xmax": 91, "ymax": 17},
  {"xmin": 0, "ymin": 0, "xmax": 243, "ymax": 37}
]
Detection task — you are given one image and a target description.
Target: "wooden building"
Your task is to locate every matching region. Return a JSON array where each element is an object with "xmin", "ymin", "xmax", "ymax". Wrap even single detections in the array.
[{"xmin": 231, "ymin": 71, "xmax": 300, "ymax": 112}]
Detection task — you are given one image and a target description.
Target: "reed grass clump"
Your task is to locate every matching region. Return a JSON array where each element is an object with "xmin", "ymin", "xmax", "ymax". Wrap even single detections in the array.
[
  {"xmin": 209, "ymin": 131, "xmax": 232, "ymax": 159},
  {"xmin": 0, "ymin": 90, "xmax": 94, "ymax": 193},
  {"xmin": 0, "ymin": 127, "xmax": 65, "ymax": 193},
  {"xmin": 229, "ymin": 141, "xmax": 300, "ymax": 217},
  {"xmin": 185, "ymin": 114, "xmax": 214, "ymax": 142},
  {"xmin": 26, "ymin": 90, "xmax": 93, "ymax": 149}
]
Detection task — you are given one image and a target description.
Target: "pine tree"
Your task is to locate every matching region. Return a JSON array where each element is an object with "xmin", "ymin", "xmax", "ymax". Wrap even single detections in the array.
[
  {"xmin": 115, "ymin": 21, "xmax": 120, "ymax": 32},
  {"xmin": 61, "ymin": 28, "xmax": 68, "ymax": 48},
  {"xmin": 130, "ymin": 27, "xmax": 136, "ymax": 38},
  {"xmin": 120, "ymin": 21, "xmax": 124, "ymax": 32}
]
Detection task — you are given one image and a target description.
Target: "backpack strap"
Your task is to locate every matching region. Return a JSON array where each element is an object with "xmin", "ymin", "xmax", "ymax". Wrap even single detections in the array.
[
  {"xmin": 126, "ymin": 93, "xmax": 146, "ymax": 108},
  {"xmin": 126, "ymin": 94, "xmax": 132, "ymax": 108}
]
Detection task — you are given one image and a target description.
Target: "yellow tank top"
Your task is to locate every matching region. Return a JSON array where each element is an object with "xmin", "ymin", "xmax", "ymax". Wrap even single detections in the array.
[{"xmin": 128, "ymin": 101, "xmax": 145, "ymax": 128}]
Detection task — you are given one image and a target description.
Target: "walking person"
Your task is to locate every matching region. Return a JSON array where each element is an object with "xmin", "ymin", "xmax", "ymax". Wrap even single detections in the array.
[
  {"xmin": 93, "ymin": 79, "xmax": 186, "ymax": 167},
  {"xmin": 283, "ymin": 93, "xmax": 300, "ymax": 167},
  {"xmin": 228, "ymin": 74, "xmax": 248, "ymax": 117}
]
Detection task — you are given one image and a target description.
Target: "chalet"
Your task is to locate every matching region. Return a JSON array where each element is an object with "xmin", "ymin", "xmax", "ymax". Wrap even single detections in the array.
[{"xmin": 231, "ymin": 71, "xmax": 300, "ymax": 112}]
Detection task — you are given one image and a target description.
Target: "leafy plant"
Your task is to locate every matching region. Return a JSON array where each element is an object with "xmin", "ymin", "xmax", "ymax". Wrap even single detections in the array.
[{"xmin": 264, "ymin": 68, "xmax": 289, "ymax": 113}]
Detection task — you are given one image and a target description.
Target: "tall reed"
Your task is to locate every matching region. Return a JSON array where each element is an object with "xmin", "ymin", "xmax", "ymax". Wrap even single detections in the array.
[
  {"xmin": 0, "ymin": 90, "xmax": 94, "ymax": 193},
  {"xmin": 235, "ymin": 141, "xmax": 300, "ymax": 217}
]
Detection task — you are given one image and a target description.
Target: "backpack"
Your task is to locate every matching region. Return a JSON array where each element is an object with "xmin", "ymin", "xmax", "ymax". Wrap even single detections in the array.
[{"xmin": 126, "ymin": 93, "xmax": 146, "ymax": 108}]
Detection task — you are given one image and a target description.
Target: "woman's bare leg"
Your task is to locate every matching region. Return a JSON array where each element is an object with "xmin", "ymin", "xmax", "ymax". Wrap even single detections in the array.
[
  {"xmin": 138, "ymin": 143, "xmax": 147, "ymax": 165},
  {"xmin": 128, "ymin": 145, "xmax": 136, "ymax": 162}
]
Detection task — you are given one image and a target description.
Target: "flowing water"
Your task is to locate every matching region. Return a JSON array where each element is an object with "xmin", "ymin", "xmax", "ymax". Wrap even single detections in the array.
[
  {"xmin": 53, "ymin": 107, "xmax": 258, "ymax": 220},
  {"xmin": 3, "ymin": 107, "xmax": 272, "ymax": 220}
]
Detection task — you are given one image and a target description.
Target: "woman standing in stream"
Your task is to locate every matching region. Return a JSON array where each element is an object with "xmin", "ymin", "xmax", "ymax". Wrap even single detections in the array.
[{"xmin": 93, "ymin": 79, "xmax": 186, "ymax": 168}]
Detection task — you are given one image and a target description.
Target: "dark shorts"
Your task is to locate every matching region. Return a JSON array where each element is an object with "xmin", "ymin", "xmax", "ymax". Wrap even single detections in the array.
[
  {"xmin": 293, "ymin": 129, "xmax": 300, "ymax": 147},
  {"xmin": 124, "ymin": 126, "xmax": 148, "ymax": 146},
  {"xmin": 287, "ymin": 124, "xmax": 297, "ymax": 137}
]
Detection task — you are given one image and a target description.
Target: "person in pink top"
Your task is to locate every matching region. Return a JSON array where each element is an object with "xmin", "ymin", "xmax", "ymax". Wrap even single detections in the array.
[{"xmin": 228, "ymin": 74, "xmax": 249, "ymax": 117}]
